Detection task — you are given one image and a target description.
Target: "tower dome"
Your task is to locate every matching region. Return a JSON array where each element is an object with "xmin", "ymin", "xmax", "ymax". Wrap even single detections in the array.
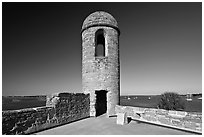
[{"xmin": 81, "ymin": 11, "xmax": 119, "ymax": 33}]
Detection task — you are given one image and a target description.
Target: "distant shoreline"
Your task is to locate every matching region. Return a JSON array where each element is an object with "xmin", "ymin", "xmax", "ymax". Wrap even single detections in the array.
[{"xmin": 2, "ymin": 95, "xmax": 202, "ymax": 113}]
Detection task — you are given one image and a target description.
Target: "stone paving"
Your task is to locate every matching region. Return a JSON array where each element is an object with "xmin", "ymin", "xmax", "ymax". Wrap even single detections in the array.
[{"xmin": 36, "ymin": 114, "xmax": 196, "ymax": 135}]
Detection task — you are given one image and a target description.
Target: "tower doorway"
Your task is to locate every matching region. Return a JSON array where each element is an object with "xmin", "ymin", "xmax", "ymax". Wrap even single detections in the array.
[{"xmin": 95, "ymin": 90, "xmax": 108, "ymax": 116}]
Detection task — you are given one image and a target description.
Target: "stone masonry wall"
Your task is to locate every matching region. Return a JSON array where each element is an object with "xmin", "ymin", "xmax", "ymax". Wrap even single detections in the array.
[
  {"xmin": 2, "ymin": 92, "xmax": 90, "ymax": 135},
  {"xmin": 115, "ymin": 105, "xmax": 202, "ymax": 134},
  {"xmin": 82, "ymin": 26, "xmax": 120, "ymax": 116}
]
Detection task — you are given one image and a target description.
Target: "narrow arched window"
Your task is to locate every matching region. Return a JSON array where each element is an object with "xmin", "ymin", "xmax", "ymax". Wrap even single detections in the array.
[{"xmin": 95, "ymin": 29, "xmax": 105, "ymax": 57}]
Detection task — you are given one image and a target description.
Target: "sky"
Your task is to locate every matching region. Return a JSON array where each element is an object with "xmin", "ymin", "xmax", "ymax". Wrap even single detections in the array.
[{"xmin": 2, "ymin": 2, "xmax": 202, "ymax": 96}]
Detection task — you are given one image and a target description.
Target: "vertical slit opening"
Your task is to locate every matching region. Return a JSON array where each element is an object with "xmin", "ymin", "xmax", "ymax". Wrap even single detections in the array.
[{"xmin": 95, "ymin": 29, "xmax": 105, "ymax": 57}]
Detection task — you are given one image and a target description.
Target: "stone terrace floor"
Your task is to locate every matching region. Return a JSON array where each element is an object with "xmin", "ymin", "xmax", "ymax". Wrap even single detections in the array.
[{"xmin": 36, "ymin": 114, "xmax": 197, "ymax": 135}]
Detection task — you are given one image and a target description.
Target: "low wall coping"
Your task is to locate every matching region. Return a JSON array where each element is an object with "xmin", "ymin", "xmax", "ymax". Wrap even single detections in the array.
[
  {"xmin": 115, "ymin": 105, "xmax": 202, "ymax": 134},
  {"xmin": 2, "ymin": 106, "xmax": 53, "ymax": 113}
]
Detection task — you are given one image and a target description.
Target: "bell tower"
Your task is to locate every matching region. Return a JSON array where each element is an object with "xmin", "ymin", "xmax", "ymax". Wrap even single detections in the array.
[{"xmin": 81, "ymin": 11, "xmax": 120, "ymax": 117}]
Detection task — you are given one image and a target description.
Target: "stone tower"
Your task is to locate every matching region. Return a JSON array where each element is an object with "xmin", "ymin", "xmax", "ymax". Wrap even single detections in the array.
[{"xmin": 81, "ymin": 11, "xmax": 120, "ymax": 117}]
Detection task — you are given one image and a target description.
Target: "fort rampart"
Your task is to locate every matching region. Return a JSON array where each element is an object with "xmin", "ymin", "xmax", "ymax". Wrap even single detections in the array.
[
  {"xmin": 115, "ymin": 105, "xmax": 202, "ymax": 134},
  {"xmin": 2, "ymin": 92, "xmax": 90, "ymax": 135},
  {"xmin": 2, "ymin": 93, "xmax": 202, "ymax": 134}
]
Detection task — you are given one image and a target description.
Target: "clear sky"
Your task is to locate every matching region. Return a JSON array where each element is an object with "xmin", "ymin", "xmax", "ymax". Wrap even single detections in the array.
[{"xmin": 3, "ymin": 2, "xmax": 202, "ymax": 96}]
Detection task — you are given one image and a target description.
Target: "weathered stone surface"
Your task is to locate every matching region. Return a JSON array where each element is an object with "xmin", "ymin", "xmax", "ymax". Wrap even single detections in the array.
[
  {"xmin": 2, "ymin": 92, "xmax": 90, "ymax": 135},
  {"xmin": 171, "ymin": 119, "xmax": 183, "ymax": 127},
  {"xmin": 2, "ymin": 107, "xmax": 54, "ymax": 135},
  {"xmin": 82, "ymin": 11, "xmax": 120, "ymax": 117},
  {"xmin": 132, "ymin": 107, "xmax": 146, "ymax": 114},
  {"xmin": 115, "ymin": 105, "xmax": 202, "ymax": 133},
  {"xmin": 156, "ymin": 109, "xmax": 168, "ymax": 116},
  {"xmin": 157, "ymin": 115, "xmax": 171, "ymax": 125},
  {"xmin": 46, "ymin": 93, "xmax": 60, "ymax": 107},
  {"xmin": 82, "ymin": 11, "xmax": 118, "ymax": 32},
  {"xmin": 168, "ymin": 110, "xmax": 187, "ymax": 118},
  {"xmin": 116, "ymin": 113, "xmax": 128, "ymax": 125}
]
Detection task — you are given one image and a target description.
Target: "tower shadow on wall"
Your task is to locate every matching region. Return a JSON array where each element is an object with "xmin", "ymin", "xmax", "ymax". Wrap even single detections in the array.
[{"xmin": 95, "ymin": 90, "xmax": 108, "ymax": 117}]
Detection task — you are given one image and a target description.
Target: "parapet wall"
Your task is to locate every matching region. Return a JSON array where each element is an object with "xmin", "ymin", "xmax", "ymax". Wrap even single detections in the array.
[
  {"xmin": 115, "ymin": 105, "xmax": 202, "ymax": 134},
  {"xmin": 2, "ymin": 92, "xmax": 90, "ymax": 135}
]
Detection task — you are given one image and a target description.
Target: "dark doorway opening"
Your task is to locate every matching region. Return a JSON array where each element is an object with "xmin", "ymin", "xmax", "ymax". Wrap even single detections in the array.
[{"xmin": 95, "ymin": 90, "xmax": 108, "ymax": 116}]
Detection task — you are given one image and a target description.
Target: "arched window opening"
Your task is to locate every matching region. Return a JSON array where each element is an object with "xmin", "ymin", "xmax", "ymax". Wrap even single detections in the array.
[{"xmin": 95, "ymin": 29, "xmax": 105, "ymax": 57}]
